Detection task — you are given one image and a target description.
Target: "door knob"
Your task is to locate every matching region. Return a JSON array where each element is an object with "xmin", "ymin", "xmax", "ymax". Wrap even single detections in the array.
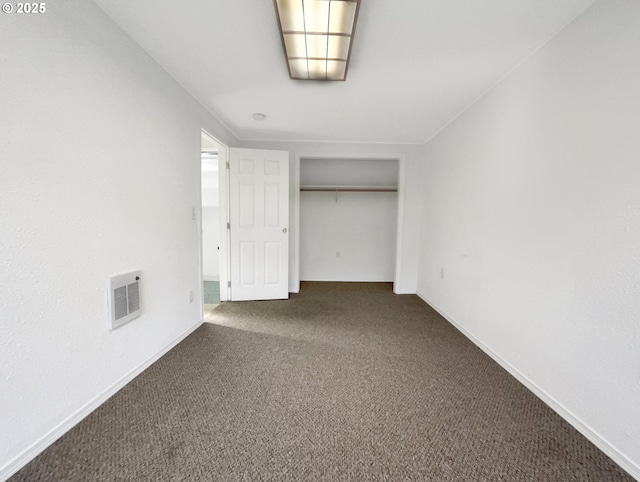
[{"xmin": 282, "ymin": 227, "xmax": 288, "ymax": 233}]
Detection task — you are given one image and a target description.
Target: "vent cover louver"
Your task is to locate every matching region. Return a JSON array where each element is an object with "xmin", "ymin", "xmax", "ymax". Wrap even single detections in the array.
[{"xmin": 108, "ymin": 270, "xmax": 142, "ymax": 330}]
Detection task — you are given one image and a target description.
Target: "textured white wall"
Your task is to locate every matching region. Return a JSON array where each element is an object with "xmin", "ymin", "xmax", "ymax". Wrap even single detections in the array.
[
  {"xmin": 300, "ymin": 158, "xmax": 399, "ymax": 187},
  {"xmin": 202, "ymin": 169, "xmax": 220, "ymax": 280},
  {"xmin": 202, "ymin": 207, "xmax": 220, "ymax": 280},
  {"xmin": 239, "ymin": 141, "xmax": 423, "ymax": 294},
  {"xmin": 0, "ymin": 1, "xmax": 235, "ymax": 478},
  {"xmin": 417, "ymin": 0, "xmax": 640, "ymax": 476},
  {"xmin": 300, "ymin": 192, "xmax": 397, "ymax": 281}
]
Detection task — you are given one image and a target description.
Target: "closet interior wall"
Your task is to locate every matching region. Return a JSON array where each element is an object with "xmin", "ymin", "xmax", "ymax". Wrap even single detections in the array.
[{"xmin": 299, "ymin": 158, "xmax": 399, "ymax": 282}]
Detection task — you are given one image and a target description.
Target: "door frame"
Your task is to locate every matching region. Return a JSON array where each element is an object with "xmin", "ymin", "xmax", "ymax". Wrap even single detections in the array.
[
  {"xmin": 199, "ymin": 129, "xmax": 230, "ymax": 309},
  {"xmin": 292, "ymin": 152, "xmax": 406, "ymax": 294}
]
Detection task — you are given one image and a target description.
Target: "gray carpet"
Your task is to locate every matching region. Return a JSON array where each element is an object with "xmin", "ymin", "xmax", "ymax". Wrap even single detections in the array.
[{"xmin": 12, "ymin": 282, "xmax": 632, "ymax": 481}]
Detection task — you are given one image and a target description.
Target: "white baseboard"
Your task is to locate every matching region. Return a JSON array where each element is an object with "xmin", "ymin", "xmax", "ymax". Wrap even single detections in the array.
[
  {"xmin": 203, "ymin": 276, "xmax": 219, "ymax": 282},
  {"xmin": 0, "ymin": 320, "xmax": 203, "ymax": 482},
  {"xmin": 393, "ymin": 286, "xmax": 416, "ymax": 295},
  {"xmin": 415, "ymin": 291, "xmax": 640, "ymax": 481}
]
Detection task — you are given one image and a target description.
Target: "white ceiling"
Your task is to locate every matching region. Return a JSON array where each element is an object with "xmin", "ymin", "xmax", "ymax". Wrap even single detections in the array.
[{"xmin": 93, "ymin": 0, "xmax": 597, "ymax": 145}]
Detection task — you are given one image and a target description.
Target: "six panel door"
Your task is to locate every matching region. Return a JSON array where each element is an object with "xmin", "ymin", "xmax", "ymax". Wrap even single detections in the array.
[{"xmin": 229, "ymin": 148, "xmax": 289, "ymax": 301}]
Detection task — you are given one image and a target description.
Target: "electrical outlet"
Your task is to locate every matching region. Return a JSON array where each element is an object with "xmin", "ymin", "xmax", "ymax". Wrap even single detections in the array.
[
  {"xmin": 189, "ymin": 291, "xmax": 194, "ymax": 303},
  {"xmin": 191, "ymin": 207, "xmax": 196, "ymax": 221},
  {"xmin": 440, "ymin": 267, "xmax": 444, "ymax": 279},
  {"xmin": 336, "ymin": 251, "xmax": 341, "ymax": 258}
]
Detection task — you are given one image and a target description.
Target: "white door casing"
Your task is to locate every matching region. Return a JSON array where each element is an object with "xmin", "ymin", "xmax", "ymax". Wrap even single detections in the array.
[{"xmin": 229, "ymin": 148, "xmax": 289, "ymax": 301}]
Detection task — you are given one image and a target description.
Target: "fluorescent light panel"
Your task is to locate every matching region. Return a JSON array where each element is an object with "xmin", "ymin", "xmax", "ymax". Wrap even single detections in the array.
[{"xmin": 274, "ymin": 0, "xmax": 360, "ymax": 81}]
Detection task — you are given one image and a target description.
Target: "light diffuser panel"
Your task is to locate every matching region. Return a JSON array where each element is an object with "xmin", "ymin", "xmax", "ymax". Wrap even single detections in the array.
[
  {"xmin": 328, "ymin": 35, "xmax": 350, "ymax": 60},
  {"xmin": 284, "ymin": 34, "xmax": 306, "ymax": 58},
  {"xmin": 274, "ymin": 0, "xmax": 360, "ymax": 81},
  {"xmin": 303, "ymin": 1, "xmax": 330, "ymax": 33},
  {"xmin": 329, "ymin": 1, "xmax": 357, "ymax": 34}
]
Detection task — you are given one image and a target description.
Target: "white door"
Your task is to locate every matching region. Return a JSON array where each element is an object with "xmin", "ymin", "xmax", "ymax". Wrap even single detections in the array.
[{"xmin": 229, "ymin": 148, "xmax": 289, "ymax": 301}]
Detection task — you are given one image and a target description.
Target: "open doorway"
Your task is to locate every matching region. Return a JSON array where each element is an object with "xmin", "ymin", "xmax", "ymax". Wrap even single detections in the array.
[
  {"xmin": 293, "ymin": 153, "xmax": 405, "ymax": 294},
  {"xmin": 200, "ymin": 130, "xmax": 229, "ymax": 318},
  {"xmin": 298, "ymin": 157, "xmax": 398, "ymax": 284}
]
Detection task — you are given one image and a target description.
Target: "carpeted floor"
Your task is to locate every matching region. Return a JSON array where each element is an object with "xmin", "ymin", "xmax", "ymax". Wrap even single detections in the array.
[{"xmin": 12, "ymin": 282, "xmax": 632, "ymax": 481}]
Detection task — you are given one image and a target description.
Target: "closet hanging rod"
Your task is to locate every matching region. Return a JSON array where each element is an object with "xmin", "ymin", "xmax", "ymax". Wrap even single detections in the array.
[{"xmin": 300, "ymin": 185, "xmax": 398, "ymax": 193}]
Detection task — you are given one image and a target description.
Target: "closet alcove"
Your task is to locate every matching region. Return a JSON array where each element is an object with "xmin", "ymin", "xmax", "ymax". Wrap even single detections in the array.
[{"xmin": 299, "ymin": 157, "xmax": 399, "ymax": 282}]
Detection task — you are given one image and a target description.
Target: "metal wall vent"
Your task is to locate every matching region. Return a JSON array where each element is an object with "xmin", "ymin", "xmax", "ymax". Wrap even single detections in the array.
[{"xmin": 108, "ymin": 270, "xmax": 142, "ymax": 330}]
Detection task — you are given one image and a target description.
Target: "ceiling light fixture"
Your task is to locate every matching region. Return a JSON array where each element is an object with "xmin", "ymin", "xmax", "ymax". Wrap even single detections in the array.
[
  {"xmin": 273, "ymin": 0, "xmax": 361, "ymax": 81},
  {"xmin": 252, "ymin": 113, "xmax": 267, "ymax": 121}
]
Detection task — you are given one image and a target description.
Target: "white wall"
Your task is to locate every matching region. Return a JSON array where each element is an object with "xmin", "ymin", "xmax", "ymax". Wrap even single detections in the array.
[
  {"xmin": 300, "ymin": 158, "xmax": 399, "ymax": 187},
  {"xmin": 300, "ymin": 192, "xmax": 397, "ymax": 281},
  {"xmin": 0, "ymin": 2, "xmax": 235, "ymax": 478},
  {"xmin": 201, "ymin": 181, "xmax": 219, "ymax": 207},
  {"xmin": 416, "ymin": 0, "xmax": 640, "ymax": 477},
  {"xmin": 202, "ymin": 170, "xmax": 220, "ymax": 280},
  {"xmin": 202, "ymin": 207, "xmax": 220, "ymax": 280},
  {"xmin": 239, "ymin": 141, "xmax": 423, "ymax": 294}
]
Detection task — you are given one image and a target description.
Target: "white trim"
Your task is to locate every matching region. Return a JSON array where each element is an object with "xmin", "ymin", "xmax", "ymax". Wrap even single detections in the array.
[
  {"xmin": 393, "ymin": 154, "xmax": 406, "ymax": 294},
  {"xmin": 292, "ymin": 153, "xmax": 301, "ymax": 293},
  {"xmin": 0, "ymin": 321, "xmax": 202, "ymax": 482},
  {"xmin": 237, "ymin": 137, "xmax": 424, "ymax": 146},
  {"xmin": 198, "ymin": 132, "xmax": 206, "ymax": 322},
  {"xmin": 200, "ymin": 129, "xmax": 230, "ymax": 303},
  {"xmin": 218, "ymin": 142, "xmax": 230, "ymax": 302},
  {"xmin": 293, "ymin": 152, "xmax": 405, "ymax": 293},
  {"xmin": 415, "ymin": 291, "xmax": 640, "ymax": 481}
]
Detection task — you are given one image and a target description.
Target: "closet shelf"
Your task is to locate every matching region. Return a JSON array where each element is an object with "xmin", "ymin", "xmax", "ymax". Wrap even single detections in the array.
[{"xmin": 300, "ymin": 185, "xmax": 397, "ymax": 192}]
